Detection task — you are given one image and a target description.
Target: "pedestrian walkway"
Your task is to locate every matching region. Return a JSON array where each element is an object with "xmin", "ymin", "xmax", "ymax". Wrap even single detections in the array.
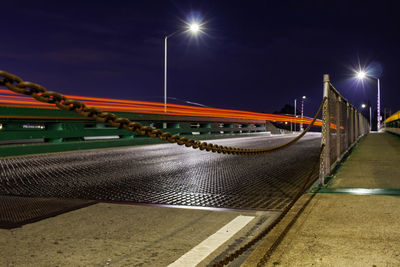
[{"xmin": 243, "ymin": 132, "xmax": 400, "ymax": 266}]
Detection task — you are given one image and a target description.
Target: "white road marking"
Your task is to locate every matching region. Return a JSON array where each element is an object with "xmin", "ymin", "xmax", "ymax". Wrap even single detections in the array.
[{"xmin": 168, "ymin": 215, "xmax": 255, "ymax": 267}]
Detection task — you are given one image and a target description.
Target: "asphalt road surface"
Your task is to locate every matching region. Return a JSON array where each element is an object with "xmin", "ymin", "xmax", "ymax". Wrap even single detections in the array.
[{"xmin": 0, "ymin": 133, "xmax": 321, "ymax": 211}]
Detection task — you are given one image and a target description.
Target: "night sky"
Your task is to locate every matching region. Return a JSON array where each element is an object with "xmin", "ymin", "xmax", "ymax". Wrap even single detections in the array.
[{"xmin": 1, "ymin": 0, "xmax": 399, "ymax": 118}]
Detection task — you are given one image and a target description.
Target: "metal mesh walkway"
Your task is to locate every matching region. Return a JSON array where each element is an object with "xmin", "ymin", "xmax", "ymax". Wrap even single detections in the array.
[
  {"xmin": 0, "ymin": 134, "xmax": 321, "ymax": 220},
  {"xmin": 0, "ymin": 195, "xmax": 94, "ymax": 229}
]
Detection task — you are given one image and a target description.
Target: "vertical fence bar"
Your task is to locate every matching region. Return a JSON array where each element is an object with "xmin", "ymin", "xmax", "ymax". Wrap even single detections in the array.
[
  {"xmin": 354, "ymin": 108, "xmax": 357, "ymax": 140},
  {"xmin": 345, "ymin": 103, "xmax": 349, "ymax": 149},
  {"xmin": 350, "ymin": 106, "xmax": 355, "ymax": 143},
  {"xmin": 336, "ymin": 96, "xmax": 341, "ymax": 162},
  {"xmin": 319, "ymin": 74, "xmax": 331, "ymax": 185},
  {"xmin": 356, "ymin": 110, "xmax": 359, "ymax": 139}
]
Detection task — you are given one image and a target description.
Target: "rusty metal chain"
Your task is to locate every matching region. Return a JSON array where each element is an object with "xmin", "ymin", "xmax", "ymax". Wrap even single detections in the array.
[
  {"xmin": 212, "ymin": 145, "xmax": 324, "ymax": 267},
  {"xmin": 0, "ymin": 70, "xmax": 325, "ymax": 155}
]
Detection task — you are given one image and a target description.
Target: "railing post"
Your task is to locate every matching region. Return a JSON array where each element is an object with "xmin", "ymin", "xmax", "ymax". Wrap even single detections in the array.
[
  {"xmin": 350, "ymin": 106, "xmax": 354, "ymax": 144},
  {"xmin": 319, "ymin": 74, "xmax": 331, "ymax": 185},
  {"xmin": 355, "ymin": 109, "xmax": 359, "ymax": 139},
  {"xmin": 353, "ymin": 107, "xmax": 357, "ymax": 141},
  {"xmin": 345, "ymin": 103, "xmax": 349, "ymax": 150},
  {"xmin": 336, "ymin": 96, "xmax": 341, "ymax": 162}
]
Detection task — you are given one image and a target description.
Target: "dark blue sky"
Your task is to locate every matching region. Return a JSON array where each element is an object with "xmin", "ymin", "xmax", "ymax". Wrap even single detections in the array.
[{"xmin": 1, "ymin": 0, "xmax": 399, "ymax": 117}]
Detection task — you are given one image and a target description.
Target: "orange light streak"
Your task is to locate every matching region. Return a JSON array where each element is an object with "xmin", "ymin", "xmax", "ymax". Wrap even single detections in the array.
[{"xmin": 0, "ymin": 89, "xmax": 323, "ymax": 126}]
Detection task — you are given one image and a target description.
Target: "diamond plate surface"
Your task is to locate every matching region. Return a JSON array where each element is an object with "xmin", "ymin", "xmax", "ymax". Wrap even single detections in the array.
[
  {"xmin": 0, "ymin": 195, "xmax": 95, "ymax": 228},
  {"xmin": 0, "ymin": 134, "xmax": 321, "ymax": 214}
]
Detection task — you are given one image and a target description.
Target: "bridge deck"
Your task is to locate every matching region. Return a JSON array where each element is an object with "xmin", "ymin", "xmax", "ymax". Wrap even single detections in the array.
[
  {"xmin": 244, "ymin": 132, "xmax": 400, "ymax": 266},
  {"xmin": 0, "ymin": 133, "xmax": 320, "ymax": 228},
  {"xmin": 0, "ymin": 133, "xmax": 320, "ymax": 266}
]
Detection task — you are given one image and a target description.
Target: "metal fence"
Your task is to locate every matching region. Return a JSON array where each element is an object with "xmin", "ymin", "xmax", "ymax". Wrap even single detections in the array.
[{"xmin": 319, "ymin": 74, "xmax": 369, "ymax": 185}]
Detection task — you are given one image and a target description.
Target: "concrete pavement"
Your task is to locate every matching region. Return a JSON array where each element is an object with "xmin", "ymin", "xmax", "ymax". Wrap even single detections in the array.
[
  {"xmin": 0, "ymin": 203, "xmax": 280, "ymax": 266},
  {"xmin": 243, "ymin": 132, "xmax": 400, "ymax": 266}
]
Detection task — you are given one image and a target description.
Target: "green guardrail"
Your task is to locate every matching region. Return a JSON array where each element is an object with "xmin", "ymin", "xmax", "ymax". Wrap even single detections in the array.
[
  {"xmin": 384, "ymin": 113, "xmax": 400, "ymax": 136},
  {"xmin": 0, "ymin": 106, "xmax": 271, "ymax": 157}
]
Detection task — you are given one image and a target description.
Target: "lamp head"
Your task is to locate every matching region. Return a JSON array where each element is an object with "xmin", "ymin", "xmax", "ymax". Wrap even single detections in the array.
[
  {"xmin": 361, "ymin": 104, "xmax": 366, "ymax": 108},
  {"xmin": 189, "ymin": 23, "xmax": 200, "ymax": 33},
  {"xmin": 356, "ymin": 70, "xmax": 366, "ymax": 80},
  {"xmin": 302, "ymin": 96, "xmax": 306, "ymax": 99}
]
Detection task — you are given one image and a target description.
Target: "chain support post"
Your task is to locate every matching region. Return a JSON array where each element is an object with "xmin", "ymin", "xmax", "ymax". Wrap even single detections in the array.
[
  {"xmin": 319, "ymin": 74, "xmax": 330, "ymax": 185},
  {"xmin": 356, "ymin": 108, "xmax": 359, "ymax": 139},
  {"xmin": 318, "ymin": 74, "xmax": 370, "ymax": 187},
  {"xmin": 345, "ymin": 103, "xmax": 349, "ymax": 149},
  {"xmin": 335, "ymin": 96, "xmax": 341, "ymax": 162}
]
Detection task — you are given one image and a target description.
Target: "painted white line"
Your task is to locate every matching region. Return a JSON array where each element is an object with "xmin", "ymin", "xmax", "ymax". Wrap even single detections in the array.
[{"xmin": 168, "ymin": 215, "xmax": 255, "ymax": 267}]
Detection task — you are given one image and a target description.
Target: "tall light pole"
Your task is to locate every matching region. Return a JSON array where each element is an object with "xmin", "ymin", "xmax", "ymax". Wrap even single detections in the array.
[
  {"xmin": 300, "ymin": 95, "xmax": 306, "ymax": 131},
  {"xmin": 361, "ymin": 103, "xmax": 372, "ymax": 131},
  {"xmin": 294, "ymin": 98, "xmax": 297, "ymax": 132},
  {"xmin": 164, "ymin": 23, "xmax": 201, "ymax": 113},
  {"xmin": 356, "ymin": 71, "xmax": 381, "ymax": 131}
]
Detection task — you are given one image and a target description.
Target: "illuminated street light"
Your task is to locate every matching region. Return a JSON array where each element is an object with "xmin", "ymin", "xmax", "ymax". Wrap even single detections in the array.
[
  {"xmin": 164, "ymin": 22, "xmax": 202, "ymax": 113},
  {"xmin": 356, "ymin": 70, "xmax": 381, "ymax": 131},
  {"xmin": 189, "ymin": 23, "xmax": 200, "ymax": 33},
  {"xmin": 292, "ymin": 96, "xmax": 307, "ymax": 132},
  {"xmin": 356, "ymin": 71, "xmax": 366, "ymax": 80},
  {"xmin": 361, "ymin": 103, "xmax": 372, "ymax": 131},
  {"xmin": 293, "ymin": 99, "xmax": 297, "ymax": 132},
  {"xmin": 300, "ymin": 96, "xmax": 306, "ymax": 131}
]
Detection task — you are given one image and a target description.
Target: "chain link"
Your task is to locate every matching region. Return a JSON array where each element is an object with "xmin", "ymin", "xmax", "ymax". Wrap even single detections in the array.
[{"xmin": 0, "ymin": 70, "xmax": 325, "ymax": 155}]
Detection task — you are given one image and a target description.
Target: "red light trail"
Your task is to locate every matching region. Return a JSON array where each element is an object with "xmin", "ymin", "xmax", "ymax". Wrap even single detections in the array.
[{"xmin": 0, "ymin": 89, "xmax": 322, "ymax": 126}]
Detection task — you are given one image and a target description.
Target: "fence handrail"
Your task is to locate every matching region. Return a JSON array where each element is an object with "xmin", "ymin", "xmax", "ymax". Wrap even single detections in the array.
[{"xmin": 319, "ymin": 74, "xmax": 370, "ymax": 185}]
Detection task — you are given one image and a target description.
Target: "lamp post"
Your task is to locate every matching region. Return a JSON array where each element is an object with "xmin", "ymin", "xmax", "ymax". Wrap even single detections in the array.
[
  {"xmin": 356, "ymin": 71, "xmax": 381, "ymax": 131},
  {"xmin": 300, "ymin": 96, "xmax": 306, "ymax": 131},
  {"xmin": 164, "ymin": 23, "xmax": 201, "ymax": 113},
  {"xmin": 293, "ymin": 98, "xmax": 297, "ymax": 132},
  {"xmin": 361, "ymin": 103, "xmax": 372, "ymax": 131}
]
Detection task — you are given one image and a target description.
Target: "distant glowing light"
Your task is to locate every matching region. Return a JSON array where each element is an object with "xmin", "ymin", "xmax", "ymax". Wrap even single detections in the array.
[
  {"xmin": 189, "ymin": 23, "xmax": 200, "ymax": 33},
  {"xmin": 356, "ymin": 70, "xmax": 366, "ymax": 80},
  {"xmin": 302, "ymin": 96, "xmax": 306, "ymax": 99},
  {"xmin": 361, "ymin": 104, "xmax": 366, "ymax": 108}
]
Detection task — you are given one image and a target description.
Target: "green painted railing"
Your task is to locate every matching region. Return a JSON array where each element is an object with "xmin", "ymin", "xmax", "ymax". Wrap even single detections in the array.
[
  {"xmin": 384, "ymin": 111, "xmax": 400, "ymax": 136},
  {"xmin": 0, "ymin": 106, "xmax": 271, "ymax": 157}
]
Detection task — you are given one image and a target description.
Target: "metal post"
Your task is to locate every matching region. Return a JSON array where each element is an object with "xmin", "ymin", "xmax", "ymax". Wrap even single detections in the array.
[
  {"xmin": 300, "ymin": 99, "xmax": 304, "ymax": 131},
  {"xmin": 369, "ymin": 106, "xmax": 372, "ymax": 131},
  {"xmin": 319, "ymin": 74, "xmax": 330, "ymax": 185},
  {"xmin": 336, "ymin": 96, "xmax": 341, "ymax": 162},
  {"xmin": 164, "ymin": 36, "xmax": 168, "ymax": 113},
  {"xmin": 377, "ymin": 78, "xmax": 380, "ymax": 131},
  {"xmin": 345, "ymin": 103, "xmax": 349, "ymax": 149},
  {"xmin": 352, "ymin": 107, "xmax": 356, "ymax": 143},
  {"xmin": 294, "ymin": 99, "xmax": 297, "ymax": 132},
  {"xmin": 349, "ymin": 106, "xmax": 354, "ymax": 144},
  {"xmin": 355, "ymin": 110, "xmax": 359, "ymax": 139},
  {"xmin": 290, "ymin": 120, "xmax": 292, "ymax": 132}
]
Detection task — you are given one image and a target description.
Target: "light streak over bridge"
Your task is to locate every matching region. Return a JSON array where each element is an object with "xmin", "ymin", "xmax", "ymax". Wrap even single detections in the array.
[{"xmin": 0, "ymin": 89, "xmax": 322, "ymax": 126}]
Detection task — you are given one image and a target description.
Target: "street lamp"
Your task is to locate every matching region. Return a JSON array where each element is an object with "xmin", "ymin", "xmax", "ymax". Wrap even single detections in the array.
[
  {"xmin": 356, "ymin": 70, "xmax": 381, "ymax": 131},
  {"xmin": 361, "ymin": 103, "xmax": 372, "ymax": 131},
  {"xmin": 292, "ymin": 98, "xmax": 297, "ymax": 132},
  {"xmin": 164, "ymin": 22, "xmax": 201, "ymax": 113},
  {"xmin": 300, "ymin": 96, "xmax": 306, "ymax": 131},
  {"xmin": 292, "ymin": 96, "xmax": 306, "ymax": 132}
]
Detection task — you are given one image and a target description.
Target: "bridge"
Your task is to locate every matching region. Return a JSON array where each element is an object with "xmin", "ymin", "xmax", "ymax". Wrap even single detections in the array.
[{"xmin": 0, "ymin": 71, "xmax": 399, "ymax": 266}]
